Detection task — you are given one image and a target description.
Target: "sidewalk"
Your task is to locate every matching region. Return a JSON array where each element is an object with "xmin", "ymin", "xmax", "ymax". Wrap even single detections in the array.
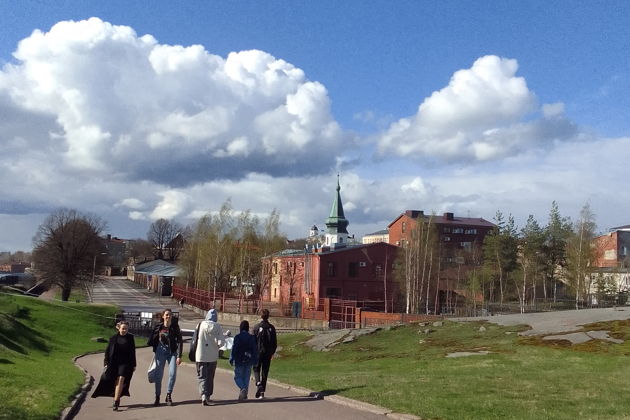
[{"xmin": 71, "ymin": 347, "xmax": 400, "ymax": 420}]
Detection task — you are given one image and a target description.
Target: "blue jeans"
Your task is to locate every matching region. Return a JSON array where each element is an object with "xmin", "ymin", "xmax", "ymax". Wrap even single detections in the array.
[
  {"xmin": 233, "ymin": 364, "xmax": 251, "ymax": 391},
  {"xmin": 154, "ymin": 344, "xmax": 177, "ymax": 396}
]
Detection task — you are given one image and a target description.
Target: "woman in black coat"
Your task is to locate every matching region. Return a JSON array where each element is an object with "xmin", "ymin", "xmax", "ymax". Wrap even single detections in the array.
[{"xmin": 91, "ymin": 321, "xmax": 137, "ymax": 411}]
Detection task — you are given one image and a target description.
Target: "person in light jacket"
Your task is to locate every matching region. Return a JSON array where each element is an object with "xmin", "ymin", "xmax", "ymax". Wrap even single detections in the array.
[
  {"xmin": 147, "ymin": 308, "xmax": 183, "ymax": 406},
  {"xmin": 190, "ymin": 309, "xmax": 224, "ymax": 406},
  {"xmin": 229, "ymin": 320, "xmax": 258, "ymax": 400}
]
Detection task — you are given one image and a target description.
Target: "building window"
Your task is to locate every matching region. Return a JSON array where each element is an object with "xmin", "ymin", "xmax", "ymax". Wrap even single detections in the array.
[
  {"xmin": 328, "ymin": 262, "xmax": 336, "ymax": 277},
  {"xmin": 621, "ymin": 246, "xmax": 628, "ymax": 256},
  {"xmin": 452, "ymin": 228, "xmax": 464, "ymax": 234},
  {"xmin": 402, "ymin": 222, "xmax": 406, "ymax": 233},
  {"xmin": 465, "ymin": 229, "xmax": 477, "ymax": 234},
  {"xmin": 325, "ymin": 287, "xmax": 341, "ymax": 298},
  {"xmin": 443, "ymin": 236, "xmax": 451, "ymax": 242},
  {"xmin": 348, "ymin": 262, "xmax": 358, "ymax": 277},
  {"xmin": 460, "ymin": 242, "xmax": 472, "ymax": 251},
  {"xmin": 443, "ymin": 227, "xmax": 451, "ymax": 233},
  {"xmin": 273, "ymin": 263, "xmax": 278, "ymax": 274}
]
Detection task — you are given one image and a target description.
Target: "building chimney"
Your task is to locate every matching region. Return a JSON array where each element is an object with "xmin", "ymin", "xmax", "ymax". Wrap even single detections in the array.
[{"xmin": 405, "ymin": 210, "xmax": 425, "ymax": 219}]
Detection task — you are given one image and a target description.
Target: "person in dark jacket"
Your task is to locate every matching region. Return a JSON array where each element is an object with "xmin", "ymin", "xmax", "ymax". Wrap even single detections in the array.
[
  {"xmin": 91, "ymin": 321, "xmax": 137, "ymax": 411},
  {"xmin": 229, "ymin": 320, "xmax": 258, "ymax": 400},
  {"xmin": 147, "ymin": 308, "xmax": 183, "ymax": 406},
  {"xmin": 253, "ymin": 309, "xmax": 277, "ymax": 399}
]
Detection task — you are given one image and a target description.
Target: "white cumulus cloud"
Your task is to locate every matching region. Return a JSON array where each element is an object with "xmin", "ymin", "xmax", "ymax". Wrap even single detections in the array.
[
  {"xmin": 377, "ymin": 55, "xmax": 577, "ymax": 163},
  {"xmin": 0, "ymin": 18, "xmax": 346, "ymax": 188}
]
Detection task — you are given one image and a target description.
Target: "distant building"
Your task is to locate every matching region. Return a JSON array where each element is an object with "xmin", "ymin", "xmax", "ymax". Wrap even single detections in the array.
[
  {"xmin": 0, "ymin": 262, "xmax": 30, "ymax": 273},
  {"xmin": 362, "ymin": 229, "xmax": 389, "ymax": 244},
  {"xmin": 590, "ymin": 227, "xmax": 630, "ymax": 303},
  {"xmin": 261, "ymin": 177, "xmax": 399, "ymax": 309},
  {"xmin": 388, "ymin": 210, "xmax": 495, "ymax": 265}
]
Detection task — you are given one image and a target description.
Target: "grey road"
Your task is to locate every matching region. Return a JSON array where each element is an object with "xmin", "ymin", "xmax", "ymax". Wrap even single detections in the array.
[
  {"xmin": 75, "ymin": 347, "xmax": 386, "ymax": 420},
  {"xmin": 91, "ymin": 276, "xmax": 179, "ymax": 314}
]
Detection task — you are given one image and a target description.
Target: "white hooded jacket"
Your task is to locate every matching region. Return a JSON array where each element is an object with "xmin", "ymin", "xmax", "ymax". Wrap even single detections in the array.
[{"xmin": 193, "ymin": 309, "xmax": 224, "ymax": 363}]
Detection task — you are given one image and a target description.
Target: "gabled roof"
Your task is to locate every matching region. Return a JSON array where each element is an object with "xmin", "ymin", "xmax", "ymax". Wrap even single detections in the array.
[
  {"xmin": 135, "ymin": 259, "xmax": 181, "ymax": 276},
  {"xmin": 388, "ymin": 210, "xmax": 495, "ymax": 229},
  {"xmin": 364, "ymin": 229, "xmax": 389, "ymax": 236}
]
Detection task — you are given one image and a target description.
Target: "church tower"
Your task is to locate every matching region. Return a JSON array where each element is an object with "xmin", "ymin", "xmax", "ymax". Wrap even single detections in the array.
[{"xmin": 324, "ymin": 175, "xmax": 349, "ymax": 249}]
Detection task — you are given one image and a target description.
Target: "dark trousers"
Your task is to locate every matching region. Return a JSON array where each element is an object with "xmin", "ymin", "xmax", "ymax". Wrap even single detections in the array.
[{"xmin": 253, "ymin": 353, "xmax": 273, "ymax": 392}]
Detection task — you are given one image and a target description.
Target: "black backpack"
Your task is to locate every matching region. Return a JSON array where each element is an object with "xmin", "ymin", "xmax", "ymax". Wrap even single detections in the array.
[{"xmin": 256, "ymin": 323, "xmax": 275, "ymax": 354}]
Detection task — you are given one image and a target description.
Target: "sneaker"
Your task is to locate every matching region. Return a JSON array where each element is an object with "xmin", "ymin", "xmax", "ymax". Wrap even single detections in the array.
[
  {"xmin": 112, "ymin": 399, "xmax": 120, "ymax": 411},
  {"xmin": 238, "ymin": 388, "xmax": 247, "ymax": 401},
  {"xmin": 166, "ymin": 393, "xmax": 173, "ymax": 406},
  {"xmin": 153, "ymin": 396, "xmax": 160, "ymax": 407},
  {"xmin": 201, "ymin": 395, "xmax": 208, "ymax": 406},
  {"xmin": 257, "ymin": 392, "xmax": 265, "ymax": 400},
  {"xmin": 255, "ymin": 389, "xmax": 262, "ymax": 399}
]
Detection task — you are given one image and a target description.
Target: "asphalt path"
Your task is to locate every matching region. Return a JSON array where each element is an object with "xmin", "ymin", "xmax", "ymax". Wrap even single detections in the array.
[
  {"xmin": 75, "ymin": 346, "xmax": 386, "ymax": 419},
  {"xmin": 76, "ymin": 277, "xmax": 390, "ymax": 419},
  {"xmin": 91, "ymin": 276, "xmax": 182, "ymax": 314},
  {"xmin": 456, "ymin": 306, "xmax": 630, "ymax": 336}
]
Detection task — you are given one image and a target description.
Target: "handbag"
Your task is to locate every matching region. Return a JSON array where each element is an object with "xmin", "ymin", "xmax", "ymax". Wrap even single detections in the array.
[
  {"xmin": 147, "ymin": 355, "xmax": 157, "ymax": 383},
  {"xmin": 188, "ymin": 322, "xmax": 201, "ymax": 362}
]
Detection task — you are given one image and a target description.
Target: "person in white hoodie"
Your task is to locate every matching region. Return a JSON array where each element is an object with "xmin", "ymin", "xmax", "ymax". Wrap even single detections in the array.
[{"xmin": 190, "ymin": 309, "xmax": 224, "ymax": 405}]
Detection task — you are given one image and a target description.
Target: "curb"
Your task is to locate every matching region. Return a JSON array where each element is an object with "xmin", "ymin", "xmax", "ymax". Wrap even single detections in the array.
[
  {"xmin": 60, "ymin": 352, "xmax": 101, "ymax": 420},
  {"xmin": 216, "ymin": 367, "xmax": 422, "ymax": 419}
]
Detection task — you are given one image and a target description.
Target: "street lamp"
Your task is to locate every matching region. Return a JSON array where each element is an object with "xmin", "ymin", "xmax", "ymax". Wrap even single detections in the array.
[{"xmin": 90, "ymin": 252, "xmax": 107, "ymax": 303}]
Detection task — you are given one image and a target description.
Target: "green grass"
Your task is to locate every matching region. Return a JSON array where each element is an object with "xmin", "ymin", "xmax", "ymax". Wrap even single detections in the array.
[
  {"xmin": 6, "ymin": 293, "xmax": 630, "ymax": 419},
  {"xmin": 0, "ymin": 293, "xmax": 119, "ymax": 420},
  {"xmin": 263, "ymin": 321, "xmax": 630, "ymax": 420},
  {"xmin": 53, "ymin": 287, "xmax": 88, "ymax": 303}
]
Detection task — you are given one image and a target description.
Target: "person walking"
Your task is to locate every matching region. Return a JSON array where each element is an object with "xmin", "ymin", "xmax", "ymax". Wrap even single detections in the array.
[
  {"xmin": 190, "ymin": 308, "xmax": 224, "ymax": 406},
  {"xmin": 147, "ymin": 308, "xmax": 183, "ymax": 406},
  {"xmin": 91, "ymin": 320, "xmax": 137, "ymax": 411},
  {"xmin": 229, "ymin": 320, "xmax": 258, "ymax": 401},
  {"xmin": 253, "ymin": 309, "xmax": 277, "ymax": 399}
]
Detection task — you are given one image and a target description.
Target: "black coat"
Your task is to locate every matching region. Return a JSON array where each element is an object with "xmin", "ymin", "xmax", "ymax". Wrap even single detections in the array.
[
  {"xmin": 91, "ymin": 333, "xmax": 136, "ymax": 398},
  {"xmin": 147, "ymin": 321, "xmax": 183, "ymax": 357}
]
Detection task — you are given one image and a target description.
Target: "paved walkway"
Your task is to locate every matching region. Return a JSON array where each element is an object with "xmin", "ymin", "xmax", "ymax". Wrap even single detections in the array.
[
  {"xmin": 74, "ymin": 347, "xmax": 389, "ymax": 420},
  {"xmin": 456, "ymin": 306, "xmax": 630, "ymax": 338}
]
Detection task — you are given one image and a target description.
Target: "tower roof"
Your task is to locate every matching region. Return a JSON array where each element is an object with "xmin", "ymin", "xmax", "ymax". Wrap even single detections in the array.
[{"xmin": 325, "ymin": 176, "xmax": 349, "ymax": 234}]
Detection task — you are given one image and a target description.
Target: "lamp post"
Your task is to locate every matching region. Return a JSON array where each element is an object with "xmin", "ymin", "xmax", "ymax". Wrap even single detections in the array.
[{"xmin": 90, "ymin": 252, "xmax": 107, "ymax": 303}]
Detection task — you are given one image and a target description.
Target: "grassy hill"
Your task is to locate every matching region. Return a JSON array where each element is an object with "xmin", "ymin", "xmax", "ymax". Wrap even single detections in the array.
[
  {"xmin": 4, "ymin": 290, "xmax": 630, "ymax": 419},
  {"xmin": 0, "ymin": 292, "xmax": 118, "ymax": 420},
  {"xmin": 266, "ymin": 319, "xmax": 630, "ymax": 419}
]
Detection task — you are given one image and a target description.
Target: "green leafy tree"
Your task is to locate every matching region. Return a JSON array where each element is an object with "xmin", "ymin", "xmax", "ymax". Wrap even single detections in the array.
[
  {"xmin": 566, "ymin": 203, "xmax": 597, "ymax": 308},
  {"xmin": 543, "ymin": 201, "xmax": 572, "ymax": 302},
  {"xmin": 482, "ymin": 211, "xmax": 518, "ymax": 310},
  {"xmin": 517, "ymin": 215, "xmax": 546, "ymax": 313}
]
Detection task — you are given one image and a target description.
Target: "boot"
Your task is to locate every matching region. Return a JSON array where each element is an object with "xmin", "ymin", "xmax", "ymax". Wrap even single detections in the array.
[
  {"xmin": 166, "ymin": 393, "xmax": 173, "ymax": 406},
  {"xmin": 153, "ymin": 395, "xmax": 160, "ymax": 406},
  {"xmin": 112, "ymin": 399, "xmax": 120, "ymax": 411}
]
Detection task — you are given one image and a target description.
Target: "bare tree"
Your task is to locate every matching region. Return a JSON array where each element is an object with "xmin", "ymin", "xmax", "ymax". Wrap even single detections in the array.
[
  {"xmin": 147, "ymin": 218, "xmax": 183, "ymax": 260},
  {"xmin": 127, "ymin": 238, "xmax": 154, "ymax": 263},
  {"xmin": 32, "ymin": 208, "xmax": 106, "ymax": 301}
]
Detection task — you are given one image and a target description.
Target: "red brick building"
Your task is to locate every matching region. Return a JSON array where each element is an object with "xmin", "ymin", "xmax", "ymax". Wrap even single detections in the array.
[
  {"xmin": 262, "ymin": 242, "xmax": 398, "ymax": 306},
  {"xmin": 388, "ymin": 210, "xmax": 495, "ymax": 264},
  {"xmin": 261, "ymin": 178, "xmax": 399, "ymax": 310},
  {"xmin": 593, "ymin": 227, "xmax": 630, "ymax": 268}
]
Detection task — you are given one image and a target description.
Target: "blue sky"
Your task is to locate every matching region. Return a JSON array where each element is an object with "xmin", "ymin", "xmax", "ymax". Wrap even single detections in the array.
[{"xmin": 1, "ymin": 1, "xmax": 630, "ymax": 251}]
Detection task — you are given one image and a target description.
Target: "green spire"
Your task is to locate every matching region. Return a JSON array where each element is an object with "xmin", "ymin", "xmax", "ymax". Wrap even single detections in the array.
[{"xmin": 326, "ymin": 175, "xmax": 349, "ymax": 234}]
